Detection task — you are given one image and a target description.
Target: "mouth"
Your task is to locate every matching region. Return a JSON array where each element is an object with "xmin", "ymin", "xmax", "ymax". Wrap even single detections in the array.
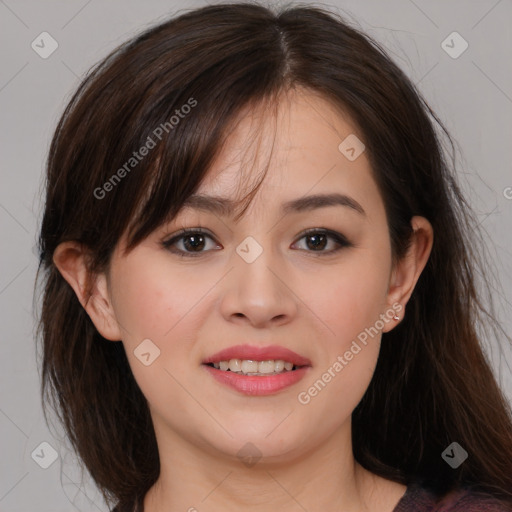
[
  {"xmin": 203, "ymin": 359, "xmax": 304, "ymax": 376},
  {"xmin": 201, "ymin": 344, "xmax": 312, "ymax": 395}
]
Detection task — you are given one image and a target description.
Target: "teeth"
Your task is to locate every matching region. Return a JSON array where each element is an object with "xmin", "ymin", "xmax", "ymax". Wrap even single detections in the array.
[
  {"xmin": 210, "ymin": 359, "xmax": 297, "ymax": 375},
  {"xmin": 229, "ymin": 359, "xmax": 241, "ymax": 372},
  {"xmin": 274, "ymin": 360, "xmax": 284, "ymax": 372},
  {"xmin": 257, "ymin": 361, "xmax": 275, "ymax": 374},
  {"xmin": 241, "ymin": 360, "xmax": 259, "ymax": 373}
]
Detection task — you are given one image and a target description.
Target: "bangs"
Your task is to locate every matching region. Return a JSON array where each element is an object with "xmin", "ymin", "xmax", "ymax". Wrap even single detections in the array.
[
  {"xmin": 56, "ymin": 8, "xmax": 292, "ymax": 265},
  {"xmin": 120, "ymin": 90, "xmax": 284, "ymax": 257}
]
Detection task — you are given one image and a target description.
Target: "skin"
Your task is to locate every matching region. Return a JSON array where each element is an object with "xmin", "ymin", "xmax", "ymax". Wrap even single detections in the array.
[{"xmin": 53, "ymin": 87, "xmax": 433, "ymax": 512}]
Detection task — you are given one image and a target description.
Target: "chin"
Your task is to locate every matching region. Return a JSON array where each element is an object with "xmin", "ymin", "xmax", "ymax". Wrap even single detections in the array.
[{"xmin": 201, "ymin": 423, "xmax": 305, "ymax": 461}]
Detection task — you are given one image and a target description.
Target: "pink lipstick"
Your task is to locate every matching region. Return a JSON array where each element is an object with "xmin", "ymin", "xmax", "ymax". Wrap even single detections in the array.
[{"xmin": 201, "ymin": 344, "xmax": 312, "ymax": 396}]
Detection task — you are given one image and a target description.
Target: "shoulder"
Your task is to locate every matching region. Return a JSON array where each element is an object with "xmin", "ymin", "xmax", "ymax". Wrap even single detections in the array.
[
  {"xmin": 393, "ymin": 484, "xmax": 512, "ymax": 512},
  {"xmin": 435, "ymin": 488, "xmax": 512, "ymax": 512}
]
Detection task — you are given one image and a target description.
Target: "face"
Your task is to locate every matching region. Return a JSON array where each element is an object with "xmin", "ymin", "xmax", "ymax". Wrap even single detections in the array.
[{"xmin": 94, "ymin": 88, "xmax": 404, "ymax": 463}]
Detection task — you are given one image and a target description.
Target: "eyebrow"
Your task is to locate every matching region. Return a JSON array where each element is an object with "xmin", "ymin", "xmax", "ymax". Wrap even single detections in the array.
[{"xmin": 180, "ymin": 192, "xmax": 366, "ymax": 217}]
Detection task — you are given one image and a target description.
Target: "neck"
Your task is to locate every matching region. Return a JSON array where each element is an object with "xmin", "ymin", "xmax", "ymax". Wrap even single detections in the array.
[{"xmin": 142, "ymin": 416, "xmax": 400, "ymax": 512}]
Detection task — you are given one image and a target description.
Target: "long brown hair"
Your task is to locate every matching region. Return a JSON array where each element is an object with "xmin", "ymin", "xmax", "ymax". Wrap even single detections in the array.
[{"xmin": 35, "ymin": 2, "xmax": 512, "ymax": 510}]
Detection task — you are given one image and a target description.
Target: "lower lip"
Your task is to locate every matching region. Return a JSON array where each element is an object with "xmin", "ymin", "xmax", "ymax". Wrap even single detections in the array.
[{"xmin": 202, "ymin": 364, "xmax": 310, "ymax": 396}]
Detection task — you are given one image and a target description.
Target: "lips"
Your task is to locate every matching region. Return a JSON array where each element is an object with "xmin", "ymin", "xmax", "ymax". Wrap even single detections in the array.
[
  {"xmin": 201, "ymin": 344, "xmax": 312, "ymax": 396},
  {"xmin": 202, "ymin": 344, "xmax": 312, "ymax": 367}
]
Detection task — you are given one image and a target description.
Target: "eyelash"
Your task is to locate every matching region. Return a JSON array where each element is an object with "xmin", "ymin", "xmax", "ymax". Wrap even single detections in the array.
[{"xmin": 161, "ymin": 227, "xmax": 353, "ymax": 258}]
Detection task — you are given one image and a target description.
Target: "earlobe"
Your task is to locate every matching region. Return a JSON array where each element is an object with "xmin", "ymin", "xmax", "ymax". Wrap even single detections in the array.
[
  {"xmin": 52, "ymin": 241, "xmax": 122, "ymax": 341},
  {"xmin": 383, "ymin": 216, "xmax": 434, "ymax": 332}
]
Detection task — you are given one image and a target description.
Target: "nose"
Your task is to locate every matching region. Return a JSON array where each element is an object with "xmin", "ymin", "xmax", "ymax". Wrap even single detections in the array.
[{"xmin": 219, "ymin": 244, "xmax": 298, "ymax": 329}]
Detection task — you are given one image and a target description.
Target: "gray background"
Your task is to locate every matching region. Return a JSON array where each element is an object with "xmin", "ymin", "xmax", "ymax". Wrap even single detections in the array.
[{"xmin": 1, "ymin": 0, "xmax": 511, "ymax": 510}]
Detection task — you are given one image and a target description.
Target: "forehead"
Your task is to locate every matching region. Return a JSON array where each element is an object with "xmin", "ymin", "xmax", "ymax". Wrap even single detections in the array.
[
  {"xmin": 206, "ymin": 89, "xmax": 358, "ymax": 180},
  {"xmin": 188, "ymin": 88, "xmax": 379, "ymax": 218},
  {"xmin": 113, "ymin": 88, "xmax": 389, "ymax": 262}
]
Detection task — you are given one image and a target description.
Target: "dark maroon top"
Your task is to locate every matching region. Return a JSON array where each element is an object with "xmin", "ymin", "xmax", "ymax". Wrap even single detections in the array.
[
  {"xmin": 113, "ymin": 484, "xmax": 512, "ymax": 511},
  {"xmin": 392, "ymin": 484, "xmax": 512, "ymax": 511}
]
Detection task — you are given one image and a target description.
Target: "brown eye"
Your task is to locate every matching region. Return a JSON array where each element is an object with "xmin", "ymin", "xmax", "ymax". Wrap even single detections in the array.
[
  {"xmin": 293, "ymin": 229, "xmax": 352, "ymax": 255},
  {"xmin": 162, "ymin": 227, "xmax": 352, "ymax": 258},
  {"xmin": 162, "ymin": 229, "xmax": 220, "ymax": 257},
  {"xmin": 304, "ymin": 232, "xmax": 329, "ymax": 250},
  {"xmin": 180, "ymin": 233, "xmax": 207, "ymax": 252}
]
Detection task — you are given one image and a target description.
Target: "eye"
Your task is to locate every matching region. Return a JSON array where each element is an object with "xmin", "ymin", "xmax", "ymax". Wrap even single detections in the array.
[
  {"xmin": 292, "ymin": 229, "xmax": 353, "ymax": 255},
  {"xmin": 161, "ymin": 228, "xmax": 220, "ymax": 258},
  {"xmin": 161, "ymin": 227, "xmax": 353, "ymax": 258}
]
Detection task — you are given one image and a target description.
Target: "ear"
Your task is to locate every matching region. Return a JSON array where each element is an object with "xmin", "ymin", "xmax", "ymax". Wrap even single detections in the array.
[
  {"xmin": 382, "ymin": 216, "xmax": 434, "ymax": 333},
  {"xmin": 52, "ymin": 241, "xmax": 122, "ymax": 341}
]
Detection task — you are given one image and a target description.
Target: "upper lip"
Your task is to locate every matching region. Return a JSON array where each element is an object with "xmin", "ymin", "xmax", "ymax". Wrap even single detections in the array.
[{"xmin": 202, "ymin": 344, "xmax": 312, "ymax": 366}]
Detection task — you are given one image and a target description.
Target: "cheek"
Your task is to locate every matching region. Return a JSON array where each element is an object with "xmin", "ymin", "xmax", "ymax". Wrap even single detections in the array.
[
  {"xmin": 111, "ymin": 253, "xmax": 200, "ymax": 341},
  {"xmin": 313, "ymin": 252, "xmax": 391, "ymax": 350},
  {"xmin": 109, "ymin": 256, "xmax": 201, "ymax": 406},
  {"xmin": 298, "ymin": 241, "xmax": 390, "ymax": 410},
  {"xmin": 297, "ymin": 265, "xmax": 386, "ymax": 420},
  {"xmin": 110, "ymin": 251, "xmax": 220, "ymax": 373}
]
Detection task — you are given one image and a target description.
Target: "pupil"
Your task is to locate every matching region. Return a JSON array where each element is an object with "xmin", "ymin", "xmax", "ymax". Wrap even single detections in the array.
[
  {"xmin": 185, "ymin": 235, "xmax": 205, "ymax": 251},
  {"xmin": 307, "ymin": 234, "xmax": 326, "ymax": 250}
]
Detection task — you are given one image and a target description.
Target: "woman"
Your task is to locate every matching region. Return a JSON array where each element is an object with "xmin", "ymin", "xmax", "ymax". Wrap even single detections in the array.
[{"xmin": 35, "ymin": 2, "xmax": 512, "ymax": 511}]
